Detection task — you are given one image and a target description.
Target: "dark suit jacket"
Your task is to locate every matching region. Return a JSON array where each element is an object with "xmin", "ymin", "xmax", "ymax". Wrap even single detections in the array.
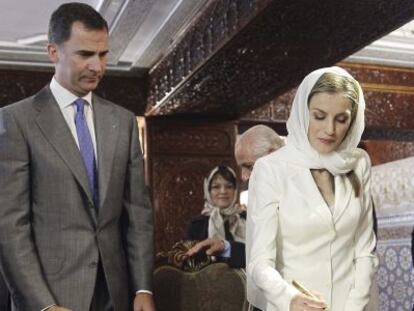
[
  {"xmin": 186, "ymin": 213, "xmax": 246, "ymax": 268},
  {"xmin": 0, "ymin": 86, "xmax": 154, "ymax": 311},
  {"xmin": 0, "ymin": 274, "xmax": 9, "ymax": 311}
]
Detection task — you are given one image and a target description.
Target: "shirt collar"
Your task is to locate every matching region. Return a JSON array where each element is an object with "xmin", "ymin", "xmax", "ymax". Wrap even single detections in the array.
[{"xmin": 50, "ymin": 77, "xmax": 93, "ymax": 109}]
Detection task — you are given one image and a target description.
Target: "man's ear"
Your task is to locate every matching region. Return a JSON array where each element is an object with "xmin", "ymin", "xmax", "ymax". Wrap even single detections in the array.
[{"xmin": 47, "ymin": 43, "xmax": 59, "ymax": 63}]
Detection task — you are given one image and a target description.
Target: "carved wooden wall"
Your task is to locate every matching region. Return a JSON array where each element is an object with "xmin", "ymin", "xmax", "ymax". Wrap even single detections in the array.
[
  {"xmin": 362, "ymin": 141, "xmax": 414, "ymax": 166},
  {"xmin": 0, "ymin": 68, "xmax": 147, "ymax": 114},
  {"xmin": 146, "ymin": 0, "xmax": 414, "ymax": 116},
  {"xmin": 145, "ymin": 117, "xmax": 237, "ymax": 253},
  {"xmin": 240, "ymin": 62, "xmax": 414, "ymax": 165}
]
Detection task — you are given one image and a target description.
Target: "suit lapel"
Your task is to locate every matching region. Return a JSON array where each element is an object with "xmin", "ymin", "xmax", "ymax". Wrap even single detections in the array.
[
  {"xmin": 34, "ymin": 87, "xmax": 95, "ymax": 208},
  {"xmin": 333, "ymin": 175, "xmax": 352, "ymax": 224},
  {"xmin": 291, "ymin": 169, "xmax": 333, "ymax": 228},
  {"xmin": 93, "ymin": 95, "xmax": 119, "ymax": 210}
]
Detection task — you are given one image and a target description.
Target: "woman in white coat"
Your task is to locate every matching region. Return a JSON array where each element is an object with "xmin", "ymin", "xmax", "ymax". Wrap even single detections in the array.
[{"xmin": 246, "ymin": 66, "xmax": 378, "ymax": 311}]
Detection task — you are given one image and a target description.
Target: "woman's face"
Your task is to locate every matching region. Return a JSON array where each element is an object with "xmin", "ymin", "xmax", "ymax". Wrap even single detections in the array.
[
  {"xmin": 209, "ymin": 175, "xmax": 236, "ymax": 209},
  {"xmin": 308, "ymin": 92, "xmax": 353, "ymax": 154}
]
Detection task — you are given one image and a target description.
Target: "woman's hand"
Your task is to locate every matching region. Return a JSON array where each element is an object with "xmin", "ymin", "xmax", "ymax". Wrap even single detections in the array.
[
  {"xmin": 290, "ymin": 292, "xmax": 328, "ymax": 311},
  {"xmin": 185, "ymin": 238, "xmax": 225, "ymax": 256}
]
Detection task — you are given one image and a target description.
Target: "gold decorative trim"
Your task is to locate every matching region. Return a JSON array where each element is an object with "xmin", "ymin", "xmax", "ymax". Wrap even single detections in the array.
[
  {"xmin": 339, "ymin": 61, "xmax": 414, "ymax": 74},
  {"xmin": 361, "ymin": 82, "xmax": 414, "ymax": 95},
  {"xmin": 156, "ymin": 240, "xmax": 213, "ymax": 272}
]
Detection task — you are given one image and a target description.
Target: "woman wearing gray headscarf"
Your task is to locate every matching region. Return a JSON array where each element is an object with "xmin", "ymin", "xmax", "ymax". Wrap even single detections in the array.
[
  {"xmin": 246, "ymin": 67, "xmax": 378, "ymax": 311},
  {"xmin": 186, "ymin": 165, "xmax": 246, "ymax": 268}
]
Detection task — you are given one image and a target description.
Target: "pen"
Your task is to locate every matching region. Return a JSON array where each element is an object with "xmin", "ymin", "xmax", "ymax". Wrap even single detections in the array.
[
  {"xmin": 292, "ymin": 280, "xmax": 318, "ymax": 299},
  {"xmin": 292, "ymin": 280, "xmax": 327, "ymax": 310}
]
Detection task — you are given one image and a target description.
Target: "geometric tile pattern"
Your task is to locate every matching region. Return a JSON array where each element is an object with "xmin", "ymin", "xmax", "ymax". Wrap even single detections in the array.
[{"xmin": 372, "ymin": 157, "xmax": 414, "ymax": 311}]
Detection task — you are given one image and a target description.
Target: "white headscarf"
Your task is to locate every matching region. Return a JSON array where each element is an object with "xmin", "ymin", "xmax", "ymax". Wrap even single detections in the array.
[
  {"xmin": 281, "ymin": 66, "xmax": 365, "ymax": 175},
  {"xmin": 201, "ymin": 166, "xmax": 246, "ymax": 243}
]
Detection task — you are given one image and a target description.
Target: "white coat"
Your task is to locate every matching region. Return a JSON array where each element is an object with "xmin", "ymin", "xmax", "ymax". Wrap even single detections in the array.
[{"xmin": 246, "ymin": 148, "xmax": 378, "ymax": 311}]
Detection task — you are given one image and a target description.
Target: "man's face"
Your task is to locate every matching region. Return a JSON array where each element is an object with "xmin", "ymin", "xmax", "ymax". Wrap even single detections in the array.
[
  {"xmin": 235, "ymin": 145, "xmax": 257, "ymax": 182},
  {"xmin": 48, "ymin": 21, "xmax": 109, "ymax": 96}
]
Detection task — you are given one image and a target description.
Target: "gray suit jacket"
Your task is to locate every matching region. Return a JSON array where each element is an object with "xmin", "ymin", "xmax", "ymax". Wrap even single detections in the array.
[{"xmin": 0, "ymin": 86, "xmax": 154, "ymax": 311}]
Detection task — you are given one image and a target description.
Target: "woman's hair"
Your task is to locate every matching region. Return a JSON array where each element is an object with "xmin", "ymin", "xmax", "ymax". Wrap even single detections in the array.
[
  {"xmin": 308, "ymin": 72, "xmax": 360, "ymax": 122},
  {"xmin": 308, "ymin": 72, "xmax": 361, "ymax": 197},
  {"xmin": 208, "ymin": 166, "xmax": 237, "ymax": 191}
]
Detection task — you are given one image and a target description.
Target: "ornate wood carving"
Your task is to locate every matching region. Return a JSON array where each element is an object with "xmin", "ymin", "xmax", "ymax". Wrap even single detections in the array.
[
  {"xmin": 0, "ymin": 68, "xmax": 147, "ymax": 114},
  {"xmin": 362, "ymin": 140, "xmax": 414, "ymax": 166},
  {"xmin": 150, "ymin": 122, "xmax": 233, "ymax": 155},
  {"xmin": 245, "ymin": 88, "xmax": 414, "ymax": 134},
  {"xmin": 152, "ymin": 156, "xmax": 234, "ymax": 253},
  {"xmin": 344, "ymin": 63, "xmax": 414, "ymax": 130},
  {"xmin": 363, "ymin": 129, "xmax": 414, "ymax": 141},
  {"xmin": 146, "ymin": 0, "xmax": 414, "ymax": 116},
  {"xmin": 242, "ymin": 88, "xmax": 296, "ymax": 122},
  {"xmin": 343, "ymin": 63, "xmax": 414, "ymax": 87},
  {"xmin": 156, "ymin": 240, "xmax": 213, "ymax": 271},
  {"xmin": 240, "ymin": 63, "xmax": 414, "ymax": 136},
  {"xmin": 96, "ymin": 74, "xmax": 147, "ymax": 115},
  {"xmin": 0, "ymin": 69, "xmax": 52, "ymax": 107},
  {"xmin": 147, "ymin": 0, "xmax": 261, "ymax": 111},
  {"xmin": 364, "ymin": 92, "xmax": 414, "ymax": 129},
  {"xmin": 146, "ymin": 117, "xmax": 237, "ymax": 253},
  {"xmin": 239, "ymin": 63, "xmax": 414, "ymax": 165}
]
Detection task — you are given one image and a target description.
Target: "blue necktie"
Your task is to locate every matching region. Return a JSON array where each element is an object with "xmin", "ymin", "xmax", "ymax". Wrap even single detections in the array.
[{"xmin": 74, "ymin": 98, "xmax": 99, "ymax": 207}]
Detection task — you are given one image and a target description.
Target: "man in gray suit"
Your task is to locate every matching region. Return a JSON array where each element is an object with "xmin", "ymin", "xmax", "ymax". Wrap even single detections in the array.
[{"xmin": 0, "ymin": 3, "xmax": 154, "ymax": 311}]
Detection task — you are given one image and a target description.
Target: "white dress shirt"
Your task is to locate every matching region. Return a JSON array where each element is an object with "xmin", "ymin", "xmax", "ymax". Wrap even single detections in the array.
[{"xmin": 49, "ymin": 77, "xmax": 98, "ymax": 159}]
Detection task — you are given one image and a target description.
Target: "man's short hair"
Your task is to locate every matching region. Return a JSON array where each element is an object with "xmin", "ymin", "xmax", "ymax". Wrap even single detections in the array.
[
  {"xmin": 236, "ymin": 125, "xmax": 285, "ymax": 159},
  {"xmin": 48, "ymin": 2, "xmax": 108, "ymax": 45}
]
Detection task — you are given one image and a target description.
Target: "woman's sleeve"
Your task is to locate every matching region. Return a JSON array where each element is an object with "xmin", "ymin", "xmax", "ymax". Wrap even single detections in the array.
[
  {"xmin": 246, "ymin": 159, "xmax": 298, "ymax": 310},
  {"xmin": 186, "ymin": 220, "xmax": 197, "ymax": 240},
  {"xmin": 228, "ymin": 241, "xmax": 245, "ymax": 268},
  {"xmin": 344, "ymin": 152, "xmax": 379, "ymax": 311}
]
